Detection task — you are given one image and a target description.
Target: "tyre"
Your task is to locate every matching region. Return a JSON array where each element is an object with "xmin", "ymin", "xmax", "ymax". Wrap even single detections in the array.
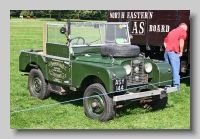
[
  {"xmin": 83, "ymin": 83, "xmax": 116, "ymax": 122},
  {"xmin": 101, "ymin": 44, "xmax": 140, "ymax": 58},
  {"xmin": 139, "ymin": 93, "xmax": 168, "ymax": 111},
  {"xmin": 28, "ymin": 68, "xmax": 50, "ymax": 100}
]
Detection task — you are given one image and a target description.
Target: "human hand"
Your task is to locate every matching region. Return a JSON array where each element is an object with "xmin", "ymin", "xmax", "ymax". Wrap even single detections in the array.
[
  {"xmin": 163, "ymin": 43, "xmax": 167, "ymax": 48},
  {"xmin": 179, "ymin": 52, "xmax": 183, "ymax": 57}
]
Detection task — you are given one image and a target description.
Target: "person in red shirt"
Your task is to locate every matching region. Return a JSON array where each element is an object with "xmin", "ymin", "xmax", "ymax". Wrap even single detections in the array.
[{"xmin": 163, "ymin": 23, "xmax": 188, "ymax": 90}]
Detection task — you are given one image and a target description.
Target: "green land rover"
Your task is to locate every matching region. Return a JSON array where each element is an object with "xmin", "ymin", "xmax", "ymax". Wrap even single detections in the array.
[{"xmin": 19, "ymin": 19, "xmax": 178, "ymax": 122}]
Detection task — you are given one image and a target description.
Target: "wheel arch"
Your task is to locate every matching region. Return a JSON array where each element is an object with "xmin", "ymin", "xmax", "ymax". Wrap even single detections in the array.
[
  {"xmin": 24, "ymin": 62, "xmax": 47, "ymax": 79},
  {"xmin": 80, "ymin": 75, "xmax": 107, "ymax": 92}
]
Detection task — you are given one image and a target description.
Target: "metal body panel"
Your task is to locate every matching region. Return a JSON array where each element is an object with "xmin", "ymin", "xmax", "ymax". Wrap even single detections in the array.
[
  {"xmin": 45, "ymin": 57, "xmax": 70, "ymax": 84},
  {"xmin": 19, "ymin": 51, "xmax": 31, "ymax": 71},
  {"xmin": 46, "ymin": 43, "xmax": 69, "ymax": 58},
  {"xmin": 19, "ymin": 50, "xmax": 47, "ymax": 78},
  {"xmin": 71, "ymin": 60, "xmax": 127, "ymax": 92},
  {"xmin": 150, "ymin": 62, "xmax": 172, "ymax": 86}
]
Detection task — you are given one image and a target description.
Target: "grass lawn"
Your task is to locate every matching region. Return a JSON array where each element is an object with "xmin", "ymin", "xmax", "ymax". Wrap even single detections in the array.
[{"xmin": 10, "ymin": 18, "xmax": 190, "ymax": 129}]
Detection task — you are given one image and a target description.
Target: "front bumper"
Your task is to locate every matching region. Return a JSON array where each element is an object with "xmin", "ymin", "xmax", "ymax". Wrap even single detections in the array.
[{"xmin": 113, "ymin": 86, "xmax": 178, "ymax": 102}]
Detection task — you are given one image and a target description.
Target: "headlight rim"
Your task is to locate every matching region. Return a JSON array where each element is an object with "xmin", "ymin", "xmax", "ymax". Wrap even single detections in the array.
[
  {"xmin": 144, "ymin": 62, "xmax": 153, "ymax": 73},
  {"xmin": 123, "ymin": 64, "xmax": 132, "ymax": 75}
]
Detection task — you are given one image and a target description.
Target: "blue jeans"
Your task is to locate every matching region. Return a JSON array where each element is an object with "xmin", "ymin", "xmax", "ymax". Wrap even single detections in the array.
[{"xmin": 164, "ymin": 51, "xmax": 180, "ymax": 90}]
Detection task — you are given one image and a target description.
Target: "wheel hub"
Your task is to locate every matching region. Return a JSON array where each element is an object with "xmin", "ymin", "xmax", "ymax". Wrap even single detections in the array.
[
  {"xmin": 92, "ymin": 100, "xmax": 101, "ymax": 108},
  {"xmin": 92, "ymin": 102, "xmax": 97, "ymax": 108},
  {"xmin": 34, "ymin": 80, "xmax": 41, "ymax": 91},
  {"xmin": 32, "ymin": 77, "xmax": 42, "ymax": 94},
  {"xmin": 89, "ymin": 97, "xmax": 104, "ymax": 115}
]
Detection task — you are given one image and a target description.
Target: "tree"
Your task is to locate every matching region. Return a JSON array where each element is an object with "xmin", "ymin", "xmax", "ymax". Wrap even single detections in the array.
[
  {"xmin": 49, "ymin": 10, "xmax": 52, "ymax": 18},
  {"xmin": 10, "ymin": 10, "xmax": 108, "ymax": 20},
  {"xmin": 20, "ymin": 10, "xmax": 31, "ymax": 16},
  {"xmin": 33, "ymin": 10, "xmax": 44, "ymax": 18},
  {"xmin": 30, "ymin": 11, "xmax": 34, "ymax": 16},
  {"xmin": 78, "ymin": 10, "xmax": 108, "ymax": 20},
  {"xmin": 10, "ymin": 10, "xmax": 22, "ymax": 17},
  {"xmin": 51, "ymin": 10, "xmax": 71, "ymax": 21}
]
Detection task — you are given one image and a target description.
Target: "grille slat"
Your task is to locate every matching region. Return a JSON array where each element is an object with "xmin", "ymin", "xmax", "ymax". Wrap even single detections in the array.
[{"xmin": 127, "ymin": 59, "xmax": 148, "ymax": 86}]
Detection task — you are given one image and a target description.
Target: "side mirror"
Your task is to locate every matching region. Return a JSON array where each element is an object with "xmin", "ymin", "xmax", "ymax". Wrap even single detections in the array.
[{"xmin": 60, "ymin": 27, "xmax": 66, "ymax": 34}]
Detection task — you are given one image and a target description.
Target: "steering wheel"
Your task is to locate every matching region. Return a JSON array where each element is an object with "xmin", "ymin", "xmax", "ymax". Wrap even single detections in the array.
[{"xmin": 70, "ymin": 37, "xmax": 85, "ymax": 45}]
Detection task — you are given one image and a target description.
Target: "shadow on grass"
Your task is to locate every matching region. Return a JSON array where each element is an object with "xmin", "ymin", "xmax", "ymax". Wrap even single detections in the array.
[
  {"xmin": 49, "ymin": 91, "xmax": 174, "ymax": 119},
  {"xmin": 180, "ymin": 77, "xmax": 190, "ymax": 87},
  {"xmin": 116, "ymin": 101, "xmax": 161, "ymax": 118},
  {"xmin": 49, "ymin": 91, "xmax": 148, "ymax": 117},
  {"xmin": 115, "ymin": 101, "xmax": 141, "ymax": 118},
  {"xmin": 50, "ymin": 91, "xmax": 84, "ymax": 107}
]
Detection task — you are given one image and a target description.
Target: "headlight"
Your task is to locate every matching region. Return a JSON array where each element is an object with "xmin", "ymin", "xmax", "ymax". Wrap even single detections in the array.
[
  {"xmin": 123, "ymin": 65, "xmax": 132, "ymax": 75},
  {"xmin": 144, "ymin": 63, "xmax": 153, "ymax": 73}
]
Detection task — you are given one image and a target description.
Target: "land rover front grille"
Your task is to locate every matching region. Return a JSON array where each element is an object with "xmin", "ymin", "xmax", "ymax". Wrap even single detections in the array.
[{"xmin": 127, "ymin": 59, "xmax": 148, "ymax": 86}]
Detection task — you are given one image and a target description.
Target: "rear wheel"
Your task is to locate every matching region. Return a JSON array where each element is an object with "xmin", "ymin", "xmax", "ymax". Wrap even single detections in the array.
[
  {"xmin": 28, "ymin": 68, "xmax": 50, "ymax": 100},
  {"xmin": 83, "ymin": 83, "xmax": 116, "ymax": 122}
]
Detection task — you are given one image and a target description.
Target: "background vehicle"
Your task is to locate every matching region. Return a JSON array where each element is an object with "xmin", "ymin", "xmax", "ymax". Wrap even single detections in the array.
[
  {"xmin": 19, "ymin": 19, "xmax": 178, "ymax": 122},
  {"xmin": 107, "ymin": 10, "xmax": 190, "ymax": 75}
]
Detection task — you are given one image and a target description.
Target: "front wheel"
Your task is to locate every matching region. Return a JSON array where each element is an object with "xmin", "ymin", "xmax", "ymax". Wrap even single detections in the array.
[
  {"xmin": 28, "ymin": 68, "xmax": 50, "ymax": 100},
  {"xmin": 83, "ymin": 83, "xmax": 116, "ymax": 122}
]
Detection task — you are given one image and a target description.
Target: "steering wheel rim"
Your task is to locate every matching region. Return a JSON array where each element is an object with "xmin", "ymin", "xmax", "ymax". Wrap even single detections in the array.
[{"xmin": 70, "ymin": 36, "xmax": 85, "ymax": 45}]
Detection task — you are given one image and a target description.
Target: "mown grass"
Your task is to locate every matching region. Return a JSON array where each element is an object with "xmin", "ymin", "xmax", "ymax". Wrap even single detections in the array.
[{"xmin": 10, "ymin": 18, "xmax": 190, "ymax": 129}]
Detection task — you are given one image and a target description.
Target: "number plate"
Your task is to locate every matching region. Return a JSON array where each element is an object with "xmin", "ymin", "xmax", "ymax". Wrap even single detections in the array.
[{"xmin": 113, "ymin": 78, "xmax": 127, "ymax": 91}]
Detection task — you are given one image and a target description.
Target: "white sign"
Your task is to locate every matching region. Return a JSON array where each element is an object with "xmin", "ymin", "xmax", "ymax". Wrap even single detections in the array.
[{"xmin": 109, "ymin": 11, "xmax": 170, "ymax": 34}]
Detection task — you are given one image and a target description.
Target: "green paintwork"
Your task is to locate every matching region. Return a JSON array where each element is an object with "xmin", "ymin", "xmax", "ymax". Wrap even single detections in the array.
[
  {"xmin": 19, "ymin": 51, "xmax": 31, "ymax": 71},
  {"xmin": 153, "ymin": 62, "xmax": 172, "ymax": 86},
  {"xmin": 46, "ymin": 43, "xmax": 69, "ymax": 58},
  {"xmin": 143, "ymin": 59, "xmax": 172, "ymax": 86},
  {"xmin": 75, "ymin": 54, "xmax": 131, "ymax": 65},
  {"xmin": 19, "ymin": 51, "xmax": 47, "ymax": 78},
  {"xmin": 72, "ymin": 46, "xmax": 101, "ymax": 54},
  {"xmin": 19, "ymin": 47, "xmax": 173, "ymax": 92},
  {"xmin": 71, "ymin": 60, "xmax": 127, "ymax": 92},
  {"xmin": 45, "ymin": 57, "xmax": 70, "ymax": 85}
]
